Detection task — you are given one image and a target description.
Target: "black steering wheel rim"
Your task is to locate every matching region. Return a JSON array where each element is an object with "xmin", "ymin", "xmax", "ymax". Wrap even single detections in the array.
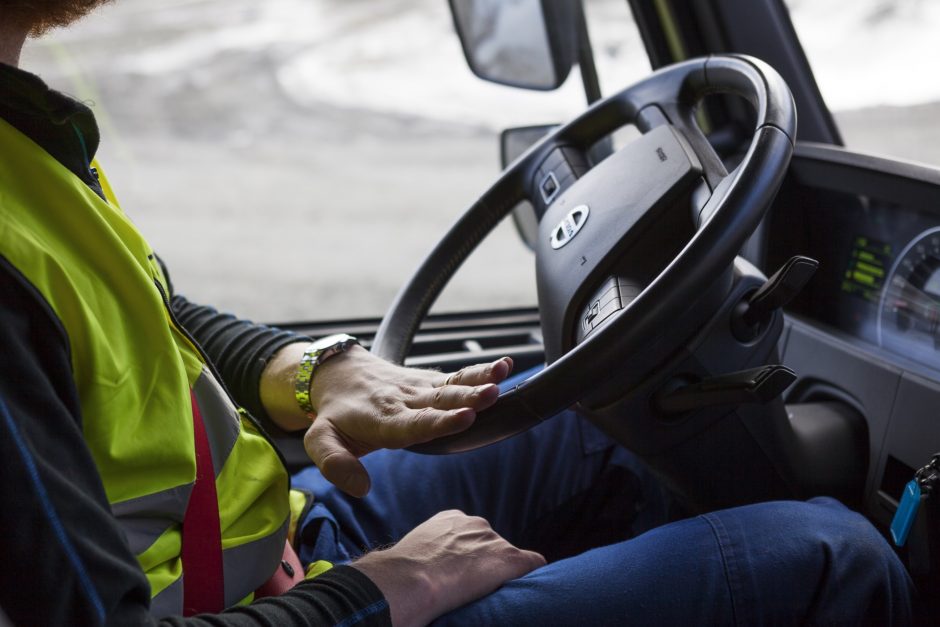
[{"xmin": 373, "ymin": 55, "xmax": 796, "ymax": 454}]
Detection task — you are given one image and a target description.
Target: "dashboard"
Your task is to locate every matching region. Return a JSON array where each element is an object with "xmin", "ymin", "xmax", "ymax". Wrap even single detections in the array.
[
  {"xmin": 772, "ymin": 143, "xmax": 940, "ymax": 380},
  {"xmin": 765, "ymin": 142, "xmax": 940, "ymax": 527}
]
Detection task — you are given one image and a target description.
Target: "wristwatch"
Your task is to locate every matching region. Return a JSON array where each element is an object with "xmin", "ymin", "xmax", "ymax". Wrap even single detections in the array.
[{"xmin": 294, "ymin": 333, "xmax": 359, "ymax": 416}]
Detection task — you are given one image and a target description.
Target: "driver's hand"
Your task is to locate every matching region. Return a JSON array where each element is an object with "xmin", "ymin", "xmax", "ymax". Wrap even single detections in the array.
[
  {"xmin": 304, "ymin": 346, "xmax": 513, "ymax": 496},
  {"xmin": 352, "ymin": 510, "xmax": 545, "ymax": 627}
]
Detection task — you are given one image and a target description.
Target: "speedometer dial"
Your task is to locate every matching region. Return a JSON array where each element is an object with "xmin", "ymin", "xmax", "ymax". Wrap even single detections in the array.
[{"xmin": 878, "ymin": 226, "xmax": 940, "ymax": 368}]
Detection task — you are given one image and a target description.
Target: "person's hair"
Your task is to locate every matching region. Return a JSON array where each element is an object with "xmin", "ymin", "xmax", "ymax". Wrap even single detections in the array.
[{"xmin": 1, "ymin": 0, "xmax": 112, "ymax": 36}]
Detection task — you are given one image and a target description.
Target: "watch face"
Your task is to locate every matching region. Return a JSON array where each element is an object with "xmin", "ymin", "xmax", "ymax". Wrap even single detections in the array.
[
  {"xmin": 296, "ymin": 334, "xmax": 358, "ymax": 415},
  {"xmin": 312, "ymin": 334, "xmax": 358, "ymax": 359}
]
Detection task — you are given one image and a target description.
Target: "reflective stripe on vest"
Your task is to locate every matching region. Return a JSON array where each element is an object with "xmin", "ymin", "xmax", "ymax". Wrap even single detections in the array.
[
  {"xmin": 0, "ymin": 119, "xmax": 291, "ymax": 616},
  {"xmin": 111, "ymin": 371, "xmax": 239, "ymax": 557}
]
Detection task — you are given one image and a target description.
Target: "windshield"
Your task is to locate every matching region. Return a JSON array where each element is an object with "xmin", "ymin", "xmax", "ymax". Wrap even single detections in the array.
[
  {"xmin": 23, "ymin": 0, "xmax": 646, "ymax": 323},
  {"xmin": 786, "ymin": 0, "xmax": 940, "ymax": 168}
]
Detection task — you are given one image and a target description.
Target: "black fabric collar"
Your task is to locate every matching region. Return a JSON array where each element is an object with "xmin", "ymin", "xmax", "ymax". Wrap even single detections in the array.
[{"xmin": 0, "ymin": 63, "xmax": 104, "ymax": 197}]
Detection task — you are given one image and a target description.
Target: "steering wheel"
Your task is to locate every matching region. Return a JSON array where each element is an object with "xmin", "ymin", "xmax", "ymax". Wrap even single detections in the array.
[{"xmin": 372, "ymin": 55, "xmax": 796, "ymax": 454}]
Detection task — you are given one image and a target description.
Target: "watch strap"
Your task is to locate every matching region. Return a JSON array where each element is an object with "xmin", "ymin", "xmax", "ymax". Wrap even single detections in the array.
[{"xmin": 294, "ymin": 334, "xmax": 358, "ymax": 416}]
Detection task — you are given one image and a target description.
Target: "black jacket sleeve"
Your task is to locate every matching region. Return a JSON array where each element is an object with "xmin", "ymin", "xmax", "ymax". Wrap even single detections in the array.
[
  {"xmin": 169, "ymin": 293, "xmax": 308, "ymax": 428},
  {"xmin": 0, "ymin": 257, "xmax": 389, "ymax": 626}
]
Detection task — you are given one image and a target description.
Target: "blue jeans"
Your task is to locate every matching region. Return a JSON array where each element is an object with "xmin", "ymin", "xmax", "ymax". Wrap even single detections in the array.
[{"xmin": 292, "ymin": 371, "xmax": 913, "ymax": 625}]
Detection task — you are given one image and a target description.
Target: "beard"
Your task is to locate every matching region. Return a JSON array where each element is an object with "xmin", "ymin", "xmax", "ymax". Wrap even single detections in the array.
[{"xmin": 3, "ymin": 0, "xmax": 113, "ymax": 36}]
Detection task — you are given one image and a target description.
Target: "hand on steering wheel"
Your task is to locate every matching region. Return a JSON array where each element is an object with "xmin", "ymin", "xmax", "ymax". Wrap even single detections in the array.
[
  {"xmin": 304, "ymin": 346, "xmax": 514, "ymax": 495},
  {"xmin": 372, "ymin": 55, "xmax": 796, "ymax": 454}
]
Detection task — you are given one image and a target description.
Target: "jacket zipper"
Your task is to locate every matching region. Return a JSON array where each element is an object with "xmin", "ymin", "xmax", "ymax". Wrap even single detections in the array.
[{"xmin": 152, "ymin": 279, "xmax": 290, "ymax": 473}]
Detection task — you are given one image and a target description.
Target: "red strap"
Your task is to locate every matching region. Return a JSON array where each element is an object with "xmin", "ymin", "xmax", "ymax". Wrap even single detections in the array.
[{"xmin": 181, "ymin": 391, "xmax": 225, "ymax": 615}]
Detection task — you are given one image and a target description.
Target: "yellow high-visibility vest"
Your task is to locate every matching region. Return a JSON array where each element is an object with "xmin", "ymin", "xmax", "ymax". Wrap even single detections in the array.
[{"xmin": 0, "ymin": 119, "xmax": 294, "ymax": 616}]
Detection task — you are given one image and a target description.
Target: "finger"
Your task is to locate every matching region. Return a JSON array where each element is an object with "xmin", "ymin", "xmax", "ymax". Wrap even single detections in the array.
[
  {"xmin": 406, "ymin": 382, "xmax": 500, "ymax": 411},
  {"xmin": 442, "ymin": 357, "xmax": 514, "ymax": 387},
  {"xmin": 503, "ymin": 549, "xmax": 547, "ymax": 580},
  {"xmin": 303, "ymin": 421, "xmax": 372, "ymax": 497},
  {"xmin": 519, "ymin": 549, "xmax": 548, "ymax": 569},
  {"xmin": 400, "ymin": 407, "xmax": 477, "ymax": 445}
]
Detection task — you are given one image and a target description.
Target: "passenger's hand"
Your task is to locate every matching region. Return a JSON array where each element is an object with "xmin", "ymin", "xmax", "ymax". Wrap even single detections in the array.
[
  {"xmin": 304, "ymin": 346, "xmax": 513, "ymax": 496},
  {"xmin": 351, "ymin": 510, "xmax": 546, "ymax": 627}
]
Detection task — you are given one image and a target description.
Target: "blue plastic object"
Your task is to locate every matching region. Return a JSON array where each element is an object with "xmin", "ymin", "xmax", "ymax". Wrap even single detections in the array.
[{"xmin": 891, "ymin": 479, "xmax": 923, "ymax": 547}]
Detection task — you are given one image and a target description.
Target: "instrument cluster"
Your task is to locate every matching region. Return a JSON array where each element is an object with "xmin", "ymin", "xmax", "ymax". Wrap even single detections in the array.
[{"xmin": 797, "ymin": 191, "xmax": 940, "ymax": 376}]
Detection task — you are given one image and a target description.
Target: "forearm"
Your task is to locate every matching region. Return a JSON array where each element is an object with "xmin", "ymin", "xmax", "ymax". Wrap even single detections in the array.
[
  {"xmin": 350, "ymin": 552, "xmax": 432, "ymax": 627},
  {"xmin": 258, "ymin": 342, "xmax": 376, "ymax": 433},
  {"xmin": 259, "ymin": 340, "xmax": 319, "ymax": 432}
]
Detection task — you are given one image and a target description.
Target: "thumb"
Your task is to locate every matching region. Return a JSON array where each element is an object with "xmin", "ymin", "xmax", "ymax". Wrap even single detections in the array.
[{"xmin": 304, "ymin": 420, "xmax": 372, "ymax": 497}]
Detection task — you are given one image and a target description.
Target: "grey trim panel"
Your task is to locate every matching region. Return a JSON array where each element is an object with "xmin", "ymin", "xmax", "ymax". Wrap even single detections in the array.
[
  {"xmin": 782, "ymin": 317, "xmax": 901, "ymax": 506},
  {"xmin": 874, "ymin": 374, "xmax": 940, "ymax": 528}
]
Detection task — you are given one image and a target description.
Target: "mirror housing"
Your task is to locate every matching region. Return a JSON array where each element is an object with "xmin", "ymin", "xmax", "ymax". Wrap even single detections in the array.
[
  {"xmin": 449, "ymin": 0, "xmax": 577, "ymax": 91},
  {"xmin": 501, "ymin": 125, "xmax": 558, "ymax": 249}
]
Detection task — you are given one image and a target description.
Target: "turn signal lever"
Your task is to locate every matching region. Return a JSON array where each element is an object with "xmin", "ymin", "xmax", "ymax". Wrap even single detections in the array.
[
  {"xmin": 656, "ymin": 364, "xmax": 797, "ymax": 416},
  {"xmin": 732, "ymin": 255, "xmax": 818, "ymax": 342}
]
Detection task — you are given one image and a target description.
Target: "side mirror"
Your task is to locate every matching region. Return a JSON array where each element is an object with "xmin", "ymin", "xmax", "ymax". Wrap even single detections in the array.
[
  {"xmin": 449, "ymin": 0, "xmax": 577, "ymax": 91},
  {"xmin": 501, "ymin": 125, "xmax": 558, "ymax": 250}
]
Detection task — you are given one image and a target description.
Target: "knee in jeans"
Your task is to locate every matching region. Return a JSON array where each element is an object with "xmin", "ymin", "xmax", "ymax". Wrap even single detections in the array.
[
  {"xmin": 733, "ymin": 498, "xmax": 913, "ymax": 622},
  {"xmin": 803, "ymin": 498, "xmax": 894, "ymax": 562},
  {"xmin": 801, "ymin": 498, "xmax": 912, "ymax": 616}
]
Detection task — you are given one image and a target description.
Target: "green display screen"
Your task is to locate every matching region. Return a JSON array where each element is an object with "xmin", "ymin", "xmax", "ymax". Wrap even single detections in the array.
[{"xmin": 841, "ymin": 235, "xmax": 892, "ymax": 302}]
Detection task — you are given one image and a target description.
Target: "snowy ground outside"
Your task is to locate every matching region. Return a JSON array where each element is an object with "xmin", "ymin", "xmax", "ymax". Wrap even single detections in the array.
[{"xmin": 18, "ymin": 0, "xmax": 940, "ymax": 322}]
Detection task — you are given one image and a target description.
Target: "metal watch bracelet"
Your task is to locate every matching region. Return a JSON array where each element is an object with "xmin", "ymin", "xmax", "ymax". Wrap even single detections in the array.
[{"xmin": 294, "ymin": 334, "xmax": 359, "ymax": 416}]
